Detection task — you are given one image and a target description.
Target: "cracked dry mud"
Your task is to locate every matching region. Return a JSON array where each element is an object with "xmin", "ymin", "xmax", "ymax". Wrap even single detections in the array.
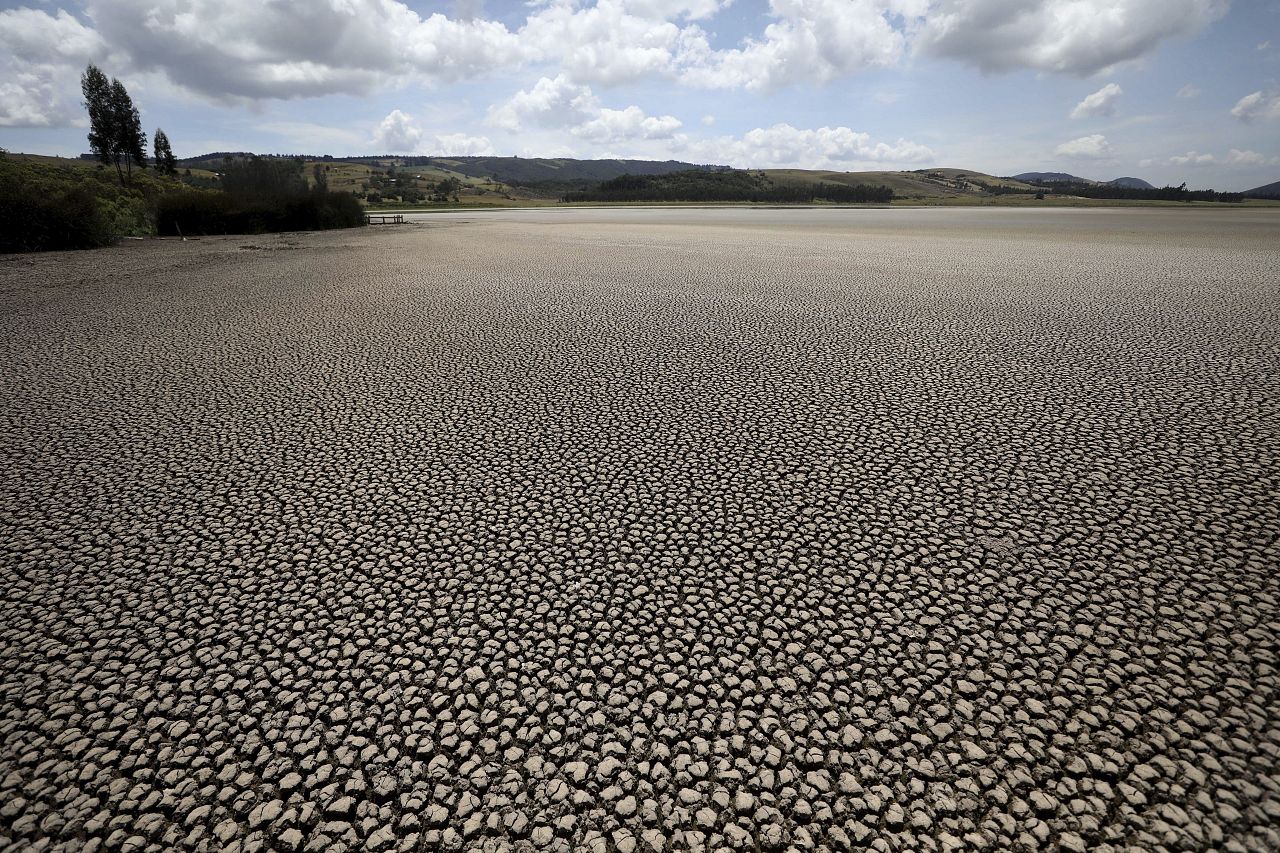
[{"xmin": 2, "ymin": 207, "xmax": 1279, "ymax": 853}]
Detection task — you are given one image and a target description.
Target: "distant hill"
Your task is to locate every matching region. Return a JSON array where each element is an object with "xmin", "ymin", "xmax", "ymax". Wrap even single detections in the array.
[
  {"xmin": 1244, "ymin": 180, "xmax": 1280, "ymax": 199},
  {"xmin": 400, "ymin": 156, "xmax": 719, "ymax": 184},
  {"xmin": 564, "ymin": 169, "xmax": 894, "ymax": 203},
  {"xmin": 1014, "ymin": 172, "xmax": 1156, "ymax": 189},
  {"xmin": 175, "ymin": 152, "xmax": 719, "ymax": 185},
  {"xmin": 1108, "ymin": 177, "xmax": 1154, "ymax": 189},
  {"xmin": 1013, "ymin": 171, "xmax": 1094, "ymax": 184},
  {"xmin": 769, "ymin": 167, "xmax": 1037, "ymax": 198}
]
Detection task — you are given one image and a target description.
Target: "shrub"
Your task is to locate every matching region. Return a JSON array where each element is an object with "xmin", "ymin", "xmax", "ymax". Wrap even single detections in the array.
[
  {"xmin": 155, "ymin": 189, "xmax": 365, "ymax": 236},
  {"xmin": 0, "ymin": 184, "xmax": 115, "ymax": 252},
  {"xmin": 1, "ymin": 153, "xmax": 173, "ymax": 252}
]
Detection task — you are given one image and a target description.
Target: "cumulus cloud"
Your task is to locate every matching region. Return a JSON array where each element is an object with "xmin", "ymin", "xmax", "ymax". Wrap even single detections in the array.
[
  {"xmin": 373, "ymin": 113, "xmax": 496, "ymax": 155},
  {"xmin": 1176, "ymin": 83, "xmax": 1201, "ymax": 98},
  {"xmin": 485, "ymin": 82, "xmax": 933, "ymax": 165},
  {"xmin": 488, "ymin": 75, "xmax": 600, "ymax": 131},
  {"xmin": 0, "ymin": 8, "xmax": 106, "ymax": 126},
  {"xmin": 0, "ymin": 0, "xmax": 1240, "ymax": 127},
  {"xmin": 576, "ymin": 107, "xmax": 683, "ymax": 143},
  {"xmin": 374, "ymin": 110, "xmax": 424, "ymax": 152},
  {"xmin": 1070, "ymin": 83, "xmax": 1122, "ymax": 119},
  {"xmin": 1169, "ymin": 151, "xmax": 1216, "ymax": 165},
  {"xmin": 82, "ymin": 0, "xmax": 522, "ymax": 101},
  {"xmin": 621, "ymin": 0, "xmax": 730, "ymax": 19},
  {"xmin": 1054, "ymin": 134, "xmax": 1113, "ymax": 159},
  {"xmin": 433, "ymin": 133, "xmax": 495, "ymax": 155},
  {"xmin": 517, "ymin": 0, "xmax": 710, "ymax": 85},
  {"xmin": 1141, "ymin": 149, "xmax": 1276, "ymax": 168},
  {"xmin": 1225, "ymin": 148, "xmax": 1268, "ymax": 165},
  {"xmin": 681, "ymin": 123, "xmax": 934, "ymax": 169},
  {"xmin": 0, "ymin": 0, "xmax": 1239, "ymax": 126},
  {"xmin": 915, "ymin": 0, "xmax": 1228, "ymax": 76},
  {"xmin": 488, "ymin": 75, "xmax": 680, "ymax": 143},
  {"xmin": 681, "ymin": 0, "xmax": 908, "ymax": 90},
  {"xmin": 1230, "ymin": 90, "xmax": 1280, "ymax": 122}
]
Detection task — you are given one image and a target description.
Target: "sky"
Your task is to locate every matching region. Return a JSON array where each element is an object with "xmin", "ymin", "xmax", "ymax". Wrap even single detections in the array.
[{"xmin": 1, "ymin": 0, "xmax": 1278, "ymax": 190}]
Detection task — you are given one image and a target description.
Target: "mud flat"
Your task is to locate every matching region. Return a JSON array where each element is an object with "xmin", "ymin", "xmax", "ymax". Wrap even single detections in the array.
[{"xmin": 2, "ymin": 207, "xmax": 1279, "ymax": 851}]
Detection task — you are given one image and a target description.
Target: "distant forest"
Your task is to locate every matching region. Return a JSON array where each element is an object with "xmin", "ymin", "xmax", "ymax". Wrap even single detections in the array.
[
  {"xmin": 1027, "ymin": 180, "xmax": 1244, "ymax": 203},
  {"xmin": 564, "ymin": 170, "xmax": 894, "ymax": 204}
]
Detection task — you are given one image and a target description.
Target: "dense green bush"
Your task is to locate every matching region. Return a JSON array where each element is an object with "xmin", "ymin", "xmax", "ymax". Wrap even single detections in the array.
[
  {"xmin": 156, "ymin": 155, "xmax": 364, "ymax": 235},
  {"xmin": 2, "ymin": 153, "xmax": 365, "ymax": 253},
  {"xmin": 0, "ymin": 184, "xmax": 115, "ymax": 252},
  {"xmin": 154, "ymin": 189, "xmax": 365, "ymax": 236},
  {"xmin": 0, "ymin": 154, "xmax": 152, "ymax": 252},
  {"xmin": 219, "ymin": 156, "xmax": 309, "ymax": 198}
]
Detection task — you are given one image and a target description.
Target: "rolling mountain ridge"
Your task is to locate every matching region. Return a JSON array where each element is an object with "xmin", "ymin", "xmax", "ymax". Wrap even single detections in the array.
[
  {"xmin": 1014, "ymin": 172, "xmax": 1154, "ymax": 188},
  {"xmin": 1244, "ymin": 180, "xmax": 1280, "ymax": 199}
]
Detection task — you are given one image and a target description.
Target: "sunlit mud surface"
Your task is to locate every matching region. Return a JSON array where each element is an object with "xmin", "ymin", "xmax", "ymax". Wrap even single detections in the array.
[{"xmin": 3, "ymin": 208, "xmax": 1279, "ymax": 852}]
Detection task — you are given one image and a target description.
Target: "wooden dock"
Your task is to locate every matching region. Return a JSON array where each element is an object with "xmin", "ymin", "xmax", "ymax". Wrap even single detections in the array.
[{"xmin": 365, "ymin": 214, "xmax": 405, "ymax": 225}]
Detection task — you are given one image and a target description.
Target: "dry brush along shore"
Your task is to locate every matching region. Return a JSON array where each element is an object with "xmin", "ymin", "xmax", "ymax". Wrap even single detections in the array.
[{"xmin": 1, "ymin": 208, "xmax": 1279, "ymax": 852}]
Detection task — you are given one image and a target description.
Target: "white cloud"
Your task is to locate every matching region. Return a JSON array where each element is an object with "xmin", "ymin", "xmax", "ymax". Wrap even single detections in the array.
[
  {"xmin": 915, "ymin": 0, "xmax": 1228, "ymax": 76},
  {"xmin": 680, "ymin": 122, "xmax": 934, "ymax": 169},
  {"xmin": 0, "ymin": 0, "xmax": 1240, "ymax": 127},
  {"xmin": 1055, "ymin": 134, "xmax": 1113, "ymax": 159},
  {"xmin": 82, "ymin": 0, "xmax": 522, "ymax": 101},
  {"xmin": 488, "ymin": 75, "xmax": 600, "ymax": 131},
  {"xmin": 433, "ymin": 133, "xmax": 495, "ymax": 155},
  {"xmin": 576, "ymin": 106, "xmax": 682, "ymax": 143},
  {"xmin": 0, "ymin": 8, "xmax": 105, "ymax": 61},
  {"xmin": 1225, "ymin": 148, "xmax": 1267, "ymax": 165},
  {"xmin": 1231, "ymin": 90, "xmax": 1280, "ymax": 122},
  {"xmin": 1176, "ymin": 83, "xmax": 1200, "ymax": 98},
  {"xmin": 1144, "ymin": 149, "xmax": 1277, "ymax": 167},
  {"xmin": 374, "ymin": 109, "xmax": 424, "ymax": 152},
  {"xmin": 1259, "ymin": 40, "xmax": 1271, "ymax": 51},
  {"xmin": 681, "ymin": 0, "xmax": 907, "ymax": 90},
  {"xmin": 0, "ymin": 8, "xmax": 106, "ymax": 126},
  {"xmin": 517, "ymin": 0, "xmax": 710, "ymax": 85},
  {"xmin": 488, "ymin": 75, "xmax": 680, "ymax": 144},
  {"xmin": 1070, "ymin": 83, "xmax": 1122, "ymax": 119},
  {"xmin": 621, "ymin": 0, "xmax": 730, "ymax": 19}
]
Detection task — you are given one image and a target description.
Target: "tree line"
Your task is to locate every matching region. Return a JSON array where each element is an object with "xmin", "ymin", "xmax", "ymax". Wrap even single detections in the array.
[
  {"xmin": 563, "ymin": 170, "xmax": 894, "ymax": 204},
  {"xmin": 154, "ymin": 155, "xmax": 363, "ymax": 236},
  {"xmin": 1025, "ymin": 180, "xmax": 1244, "ymax": 203},
  {"xmin": 81, "ymin": 64, "xmax": 176, "ymax": 185}
]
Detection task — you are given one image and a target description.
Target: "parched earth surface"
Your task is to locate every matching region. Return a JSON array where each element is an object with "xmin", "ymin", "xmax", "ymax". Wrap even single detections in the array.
[{"xmin": 2, "ymin": 207, "xmax": 1279, "ymax": 853}]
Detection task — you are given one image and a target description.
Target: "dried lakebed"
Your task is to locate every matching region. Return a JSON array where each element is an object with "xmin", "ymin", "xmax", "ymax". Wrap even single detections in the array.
[{"xmin": 2, "ymin": 207, "xmax": 1279, "ymax": 852}]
